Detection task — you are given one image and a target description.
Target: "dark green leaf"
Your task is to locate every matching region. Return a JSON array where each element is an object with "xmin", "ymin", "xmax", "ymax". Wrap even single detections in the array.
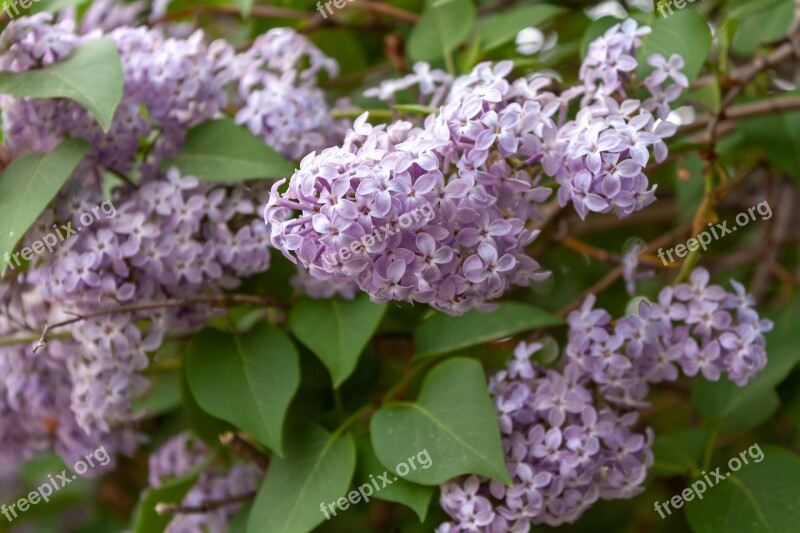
[
  {"xmin": 580, "ymin": 17, "xmax": 617, "ymax": 60},
  {"xmin": 685, "ymin": 446, "xmax": 800, "ymax": 532},
  {"xmin": 186, "ymin": 324, "xmax": 300, "ymax": 455},
  {"xmin": 356, "ymin": 437, "xmax": 434, "ymax": 522},
  {"xmin": 371, "ymin": 358, "xmax": 511, "ymax": 485},
  {"xmin": 0, "ymin": 39, "xmax": 123, "ymax": 131},
  {"xmin": 0, "ymin": 138, "xmax": 89, "ymax": 275},
  {"xmin": 162, "ymin": 118, "xmax": 294, "ymax": 182},
  {"xmin": 132, "ymin": 371, "xmax": 182, "ymax": 417},
  {"xmin": 289, "ymin": 295, "xmax": 387, "ymax": 387},
  {"xmin": 247, "ymin": 424, "xmax": 356, "ymax": 533},
  {"xmin": 180, "ymin": 365, "xmax": 232, "ymax": 447},
  {"xmin": 651, "ymin": 427, "xmax": 710, "ymax": 477},
  {"xmin": 413, "ymin": 302, "xmax": 563, "ymax": 360}
]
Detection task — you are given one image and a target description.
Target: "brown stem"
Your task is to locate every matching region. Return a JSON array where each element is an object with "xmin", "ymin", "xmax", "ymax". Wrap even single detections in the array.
[
  {"xmin": 155, "ymin": 492, "xmax": 256, "ymax": 515},
  {"xmin": 220, "ymin": 432, "xmax": 270, "ymax": 471},
  {"xmin": 679, "ymin": 96, "xmax": 800, "ymax": 136},
  {"xmin": 158, "ymin": 5, "xmax": 314, "ymax": 23},
  {"xmin": 32, "ymin": 295, "xmax": 289, "ymax": 353}
]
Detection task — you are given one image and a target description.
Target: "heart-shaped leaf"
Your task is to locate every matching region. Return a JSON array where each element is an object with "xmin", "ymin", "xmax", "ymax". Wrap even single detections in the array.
[
  {"xmin": 371, "ymin": 358, "xmax": 510, "ymax": 485},
  {"xmin": 685, "ymin": 446, "xmax": 800, "ymax": 532},
  {"xmin": 289, "ymin": 294, "xmax": 387, "ymax": 387},
  {"xmin": 407, "ymin": 0, "xmax": 476, "ymax": 63},
  {"xmin": 162, "ymin": 118, "xmax": 294, "ymax": 181},
  {"xmin": 247, "ymin": 424, "xmax": 355, "ymax": 533},
  {"xmin": 0, "ymin": 138, "xmax": 89, "ymax": 275},
  {"xmin": 0, "ymin": 38, "xmax": 123, "ymax": 131},
  {"xmin": 414, "ymin": 302, "xmax": 563, "ymax": 360},
  {"xmin": 186, "ymin": 324, "xmax": 300, "ymax": 455}
]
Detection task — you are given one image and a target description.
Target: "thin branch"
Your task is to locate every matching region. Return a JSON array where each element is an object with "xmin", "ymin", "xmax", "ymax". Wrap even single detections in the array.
[
  {"xmin": 678, "ymin": 96, "xmax": 800, "ymax": 136},
  {"xmin": 219, "ymin": 432, "xmax": 270, "ymax": 471},
  {"xmin": 155, "ymin": 492, "xmax": 256, "ymax": 515},
  {"xmin": 32, "ymin": 294, "xmax": 289, "ymax": 353},
  {"xmin": 158, "ymin": 5, "xmax": 314, "ymax": 23},
  {"xmin": 359, "ymin": 0, "xmax": 419, "ymax": 23}
]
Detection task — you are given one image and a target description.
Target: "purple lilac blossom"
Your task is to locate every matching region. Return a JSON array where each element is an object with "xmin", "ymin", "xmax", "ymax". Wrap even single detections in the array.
[
  {"xmin": 438, "ymin": 342, "xmax": 653, "ymax": 531},
  {"xmin": 266, "ymin": 19, "xmax": 685, "ymax": 314},
  {"xmin": 149, "ymin": 432, "xmax": 261, "ymax": 533},
  {"xmin": 566, "ymin": 267, "xmax": 773, "ymax": 408}
]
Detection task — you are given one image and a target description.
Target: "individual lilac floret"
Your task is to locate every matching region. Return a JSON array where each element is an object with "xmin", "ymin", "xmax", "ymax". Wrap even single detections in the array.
[
  {"xmin": 438, "ymin": 342, "xmax": 653, "ymax": 531},
  {"xmin": 566, "ymin": 268, "xmax": 772, "ymax": 407}
]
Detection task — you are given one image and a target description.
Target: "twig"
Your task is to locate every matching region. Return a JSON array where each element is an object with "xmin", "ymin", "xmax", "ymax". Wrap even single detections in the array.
[
  {"xmin": 678, "ymin": 96, "xmax": 800, "ymax": 136},
  {"xmin": 158, "ymin": 4, "xmax": 314, "ymax": 23},
  {"xmin": 219, "ymin": 432, "xmax": 270, "ymax": 471},
  {"xmin": 155, "ymin": 492, "xmax": 256, "ymax": 515},
  {"xmin": 32, "ymin": 295, "xmax": 289, "ymax": 353},
  {"xmin": 359, "ymin": 0, "xmax": 419, "ymax": 23},
  {"xmin": 555, "ymin": 222, "xmax": 693, "ymax": 318}
]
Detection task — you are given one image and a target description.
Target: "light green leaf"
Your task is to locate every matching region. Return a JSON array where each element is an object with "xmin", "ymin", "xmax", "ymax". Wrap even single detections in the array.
[
  {"xmin": 413, "ymin": 302, "xmax": 563, "ymax": 360},
  {"xmin": 162, "ymin": 118, "xmax": 295, "ymax": 182},
  {"xmin": 407, "ymin": 0, "xmax": 476, "ymax": 63},
  {"xmin": 730, "ymin": 0, "xmax": 793, "ymax": 56},
  {"xmin": 186, "ymin": 324, "xmax": 300, "ymax": 455},
  {"xmin": 637, "ymin": 9, "xmax": 711, "ymax": 84},
  {"xmin": 132, "ymin": 371, "xmax": 181, "ymax": 417},
  {"xmin": 0, "ymin": 138, "xmax": 89, "ymax": 275},
  {"xmin": 371, "ymin": 358, "xmax": 511, "ymax": 485},
  {"xmin": 180, "ymin": 365, "xmax": 232, "ymax": 447},
  {"xmin": 479, "ymin": 4, "xmax": 564, "ymax": 51},
  {"xmin": 685, "ymin": 446, "xmax": 800, "ymax": 532},
  {"xmin": 0, "ymin": 38, "xmax": 123, "ymax": 131},
  {"xmin": 247, "ymin": 424, "xmax": 356, "ymax": 533},
  {"xmin": 289, "ymin": 294, "xmax": 387, "ymax": 387},
  {"xmin": 356, "ymin": 437, "xmax": 434, "ymax": 522},
  {"xmin": 735, "ymin": 99, "xmax": 800, "ymax": 178},
  {"xmin": 233, "ymin": 0, "xmax": 253, "ymax": 17},
  {"xmin": 33, "ymin": 0, "xmax": 92, "ymax": 13}
]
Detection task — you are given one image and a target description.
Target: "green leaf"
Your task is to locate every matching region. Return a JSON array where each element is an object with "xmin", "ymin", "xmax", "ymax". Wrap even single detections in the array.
[
  {"xmin": 247, "ymin": 424, "xmax": 356, "ymax": 533},
  {"xmin": 132, "ymin": 371, "xmax": 181, "ymax": 417},
  {"xmin": 233, "ymin": 0, "xmax": 253, "ymax": 17},
  {"xmin": 735, "ymin": 100, "xmax": 800, "ymax": 177},
  {"xmin": 685, "ymin": 446, "xmax": 800, "ymax": 532},
  {"xmin": 651, "ymin": 427, "xmax": 710, "ymax": 477},
  {"xmin": 33, "ymin": 0, "xmax": 92, "ymax": 13},
  {"xmin": 133, "ymin": 459, "xmax": 208, "ymax": 533},
  {"xmin": 722, "ymin": 389, "xmax": 780, "ymax": 432},
  {"xmin": 407, "ymin": 0, "xmax": 476, "ymax": 63},
  {"xmin": 180, "ymin": 365, "xmax": 232, "ymax": 447},
  {"xmin": 413, "ymin": 302, "xmax": 563, "ymax": 360},
  {"xmin": 162, "ymin": 118, "xmax": 294, "ymax": 182},
  {"xmin": 0, "ymin": 39, "xmax": 123, "ymax": 131},
  {"xmin": 692, "ymin": 298, "xmax": 800, "ymax": 421},
  {"xmin": 289, "ymin": 294, "xmax": 387, "ymax": 387},
  {"xmin": 479, "ymin": 4, "xmax": 564, "ymax": 51},
  {"xmin": 0, "ymin": 138, "xmax": 89, "ymax": 275},
  {"xmin": 637, "ymin": 9, "xmax": 711, "ymax": 84},
  {"xmin": 186, "ymin": 324, "xmax": 300, "ymax": 455},
  {"xmin": 356, "ymin": 437, "xmax": 434, "ymax": 522},
  {"xmin": 730, "ymin": 0, "xmax": 793, "ymax": 56},
  {"xmin": 371, "ymin": 358, "xmax": 511, "ymax": 485}
]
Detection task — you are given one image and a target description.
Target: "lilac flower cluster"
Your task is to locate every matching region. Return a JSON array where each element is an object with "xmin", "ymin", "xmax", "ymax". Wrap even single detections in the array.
[
  {"xmin": 266, "ymin": 19, "xmax": 684, "ymax": 313},
  {"xmin": 0, "ymin": 15, "xmax": 341, "ymax": 170},
  {"xmin": 566, "ymin": 268, "xmax": 772, "ymax": 407},
  {"xmin": 32, "ymin": 168, "xmax": 270, "ymax": 436},
  {"xmin": 149, "ymin": 432, "xmax": 260, "ymax": 533},
  {"xmin": 438, "ymin": 342, "xmax": 653, "ymax": 531},
  {"xmin": 0, "ymin": 280, "xmax": 142, "ymax": 467},
  {"xmin": 232, "ymin": 28, "xmax": 345, "ymax": 161},
  {"xmin": 0, "ymin": 14, "xmax": 343, "ymax": 464}
]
